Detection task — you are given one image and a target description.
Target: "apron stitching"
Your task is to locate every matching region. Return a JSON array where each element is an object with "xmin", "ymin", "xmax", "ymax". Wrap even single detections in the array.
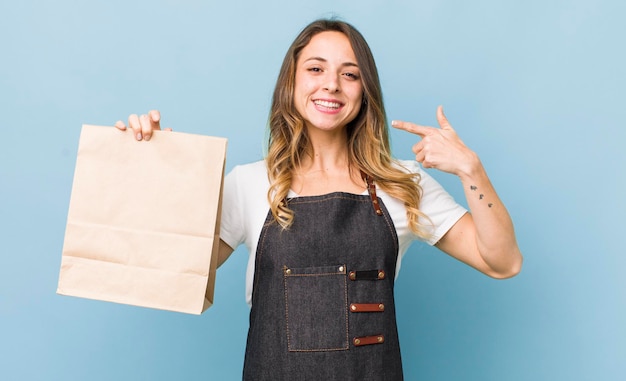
[
  {"xmin": 343, "ymin": 266, "xmax": 349, "ymax": 350},
  {"xmin": 283, "ymin": 269, "xmax": 350, "ymax": 352},
  {"xmin": 282, "ymin": 266, "xmax": 292, "ymax": 351},
  {"xmin": 288, "ymin": 194, "xmax": 371, "ymax": 205}
]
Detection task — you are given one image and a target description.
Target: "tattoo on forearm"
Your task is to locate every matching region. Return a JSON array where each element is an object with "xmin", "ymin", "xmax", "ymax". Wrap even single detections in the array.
[{"xmin": 470, "ymin": 185, "xmax": 493, "ymax": 207}]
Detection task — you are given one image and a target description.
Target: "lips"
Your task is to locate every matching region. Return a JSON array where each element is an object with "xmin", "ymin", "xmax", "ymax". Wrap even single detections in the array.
[{"xmin": 313, "ymin": 99, "xmax": 344, "ymax": 113}]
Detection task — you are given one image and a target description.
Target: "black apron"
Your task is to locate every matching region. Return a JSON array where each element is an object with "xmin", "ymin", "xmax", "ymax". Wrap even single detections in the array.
[{"xmin": 243, "ymin": 179, "xmax": 403, "ymax": 380}]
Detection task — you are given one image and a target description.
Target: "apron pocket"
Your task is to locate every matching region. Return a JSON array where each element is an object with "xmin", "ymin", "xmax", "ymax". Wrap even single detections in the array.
[{"xmin": 283, "ymin": 264, "xmax": 348, "ymax": 352}]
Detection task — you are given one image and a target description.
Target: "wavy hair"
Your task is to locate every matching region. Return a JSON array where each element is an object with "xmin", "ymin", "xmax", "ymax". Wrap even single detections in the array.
[{"xmin": 266, "ymin": 19, "xmax": 431, "ymax": 239}]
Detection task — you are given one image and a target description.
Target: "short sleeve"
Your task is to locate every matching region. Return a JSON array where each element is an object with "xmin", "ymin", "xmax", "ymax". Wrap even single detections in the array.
[
  {"xmin": 398, "ymin": 160, "xmax": 467, "ymax": 246},
  {"xmin": 219, "ymin": 166, "xmax": 245, "ymax": 250}
]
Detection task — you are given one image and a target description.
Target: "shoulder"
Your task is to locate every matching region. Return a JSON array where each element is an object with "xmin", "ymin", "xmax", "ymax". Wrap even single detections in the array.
[
  {"xmin": 228, "ymin": 159, "xmax": 267, "ymax": 176},
  {"xmin": 225, "ymin": 160, "xmax": 268, "ymax": 187},
  {"xmin": 391, "ymin": 159, "xmax": 426, "ymax": 178},
  {"xmin": 392, "ymin": 159, "xmax": 445, "ymax": 192},
  {"xmin": 392, "ymin": 159, "xmax": 420, "ymax": 172},
  {"xmin": 389, "ymin": 159, "xmax": 467, "ymax": 244}
]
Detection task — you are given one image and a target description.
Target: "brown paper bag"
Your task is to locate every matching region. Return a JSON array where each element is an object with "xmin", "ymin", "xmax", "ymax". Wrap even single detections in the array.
[{"xmin": 57, "ymin": 125, "xmax": 227, "ymax": 314}]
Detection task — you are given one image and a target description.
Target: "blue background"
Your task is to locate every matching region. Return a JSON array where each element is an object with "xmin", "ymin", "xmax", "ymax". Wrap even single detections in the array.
[{"xmin": 1, "ymin": 0, "xmax": 624, "ymax": 380}]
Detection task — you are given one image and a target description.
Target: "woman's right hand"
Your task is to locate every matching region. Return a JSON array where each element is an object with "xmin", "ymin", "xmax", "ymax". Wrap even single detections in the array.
[{"xmin": 114, "ymin": 110, "xmax": 171, "ymax": 141}]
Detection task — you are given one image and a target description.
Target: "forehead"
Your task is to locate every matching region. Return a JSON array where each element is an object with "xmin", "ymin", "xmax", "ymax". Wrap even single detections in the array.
[{"xmin": 298, "ymin": 31, "xmax": 357, "ymax": 64}]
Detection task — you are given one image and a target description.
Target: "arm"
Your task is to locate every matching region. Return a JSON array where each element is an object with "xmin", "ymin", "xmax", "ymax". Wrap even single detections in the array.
[{"xmin": 392, "ymin": 106, "xmax": 522, "ymax": 279}]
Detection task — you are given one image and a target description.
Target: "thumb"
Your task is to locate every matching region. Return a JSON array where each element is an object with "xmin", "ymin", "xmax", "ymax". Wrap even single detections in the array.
[{"xmin": 437, "ymin": 105, "xmax": 454, "ymax": 131}]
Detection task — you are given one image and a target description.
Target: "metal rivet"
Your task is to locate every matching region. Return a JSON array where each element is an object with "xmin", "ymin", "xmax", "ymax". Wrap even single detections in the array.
[
  {"xmin": 378, "ymin": 304, "xmax": 385, "ymax": 311},
  {"xmin": 378, "ymin": 271, "xmax": 385, "ymax": 279},
  {"xmin": 377, "ymin": 336, "xmax": 383, "ymax": 343},
  {"xmin": 285, "ymin": 268, "xmax": 291, "ymax": 275},
  {"xmin": 354, "ymin": 339, "xmax": 361, "ymax": 345},
  {"xmin": 349, "ymin": 272, "xmax": 356, "ymax": 280},
  {"xmin": 350, "ymin": 304, "xmax": 357, "ymax": 311},
  {"xmin": 338, "ymin": 266, "xmax": 344, "ymax": 272}
]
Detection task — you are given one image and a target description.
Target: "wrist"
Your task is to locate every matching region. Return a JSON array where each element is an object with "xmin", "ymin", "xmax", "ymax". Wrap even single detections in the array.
[{"xmin": 457, "ymin": 151, "xmax": 483, "ymax": 180}]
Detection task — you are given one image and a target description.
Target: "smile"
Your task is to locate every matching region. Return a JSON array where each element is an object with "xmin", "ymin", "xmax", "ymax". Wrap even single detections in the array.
[{"xmin": 313, "ymin": 99, "xmax": 343, "ymax": 110}]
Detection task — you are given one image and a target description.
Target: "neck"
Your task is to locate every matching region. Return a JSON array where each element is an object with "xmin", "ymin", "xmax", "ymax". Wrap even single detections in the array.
[
  {"xmin": 300, "ymin": 126, "xmax": 350, "ymax": 173},
  {"xmin": 290, "ymin": 126, "xmax": 364, "ymax": 196}
]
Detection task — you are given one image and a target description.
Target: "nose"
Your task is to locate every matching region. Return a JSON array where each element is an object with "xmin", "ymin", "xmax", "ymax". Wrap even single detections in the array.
[{"xmin": 323, "ymin": 73, "xmax": 341, "ymax": 93}]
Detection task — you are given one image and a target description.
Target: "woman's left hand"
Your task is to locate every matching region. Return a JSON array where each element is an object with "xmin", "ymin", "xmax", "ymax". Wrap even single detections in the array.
[{"xmin": 391, "ymin": 105, "xmax": 478, "ymax": 177}]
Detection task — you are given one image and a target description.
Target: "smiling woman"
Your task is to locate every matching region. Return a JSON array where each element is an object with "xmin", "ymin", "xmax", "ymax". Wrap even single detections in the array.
[
  {"xmin": 114, "ymin": 18, "xmax": 522, "ymax": 381},
  {"xmin": 289, "ymin": 31, "xmax": 366, "ymax": 196},
  {"xmin": 293, "ymin": 31, "xmax": 363, "ymax": 134}
]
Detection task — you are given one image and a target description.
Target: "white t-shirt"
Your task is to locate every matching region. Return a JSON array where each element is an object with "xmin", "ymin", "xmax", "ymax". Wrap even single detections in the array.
[{"xmin": 220, "ymin": 160, "xmax": 467, "ymax": 305}]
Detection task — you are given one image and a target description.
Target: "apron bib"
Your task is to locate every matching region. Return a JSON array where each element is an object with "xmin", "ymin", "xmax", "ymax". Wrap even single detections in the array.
[{"xmin": 243, "ymin": 188, "xmax": 403, "ymax": 380}]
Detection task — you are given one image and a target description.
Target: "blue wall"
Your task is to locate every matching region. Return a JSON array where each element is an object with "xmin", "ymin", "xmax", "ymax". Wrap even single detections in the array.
[{"xmin": 1, "ymin": 1, "xmax": 624, "ymax": 380}]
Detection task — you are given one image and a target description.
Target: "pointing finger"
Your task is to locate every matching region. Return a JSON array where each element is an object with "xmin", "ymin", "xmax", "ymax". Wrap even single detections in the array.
[{"xmin": 391, "ymin": 120, "xmax": 433, "ymax": 137}]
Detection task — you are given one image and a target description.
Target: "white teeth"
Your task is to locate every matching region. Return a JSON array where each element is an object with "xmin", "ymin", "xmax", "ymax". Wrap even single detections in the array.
[{"xmin": 314, "ymin": 100, "xmax": 341, "ymax": 109}]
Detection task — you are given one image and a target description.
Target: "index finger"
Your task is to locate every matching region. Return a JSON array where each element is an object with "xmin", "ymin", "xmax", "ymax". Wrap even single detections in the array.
[{"xmin": 391, "ymin": 120, "xmax": 434, "ymax": 137}]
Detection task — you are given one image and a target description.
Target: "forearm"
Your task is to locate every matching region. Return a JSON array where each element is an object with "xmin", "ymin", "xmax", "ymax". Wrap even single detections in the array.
[{"xmin": 457, "ymin": 154, "xmax": 523, "ymax": 277}]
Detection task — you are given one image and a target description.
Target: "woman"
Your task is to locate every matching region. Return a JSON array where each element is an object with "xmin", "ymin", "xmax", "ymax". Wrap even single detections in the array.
[{"xmin": 116, "ymin": 19, "xmax": 522, "ymax": 381}]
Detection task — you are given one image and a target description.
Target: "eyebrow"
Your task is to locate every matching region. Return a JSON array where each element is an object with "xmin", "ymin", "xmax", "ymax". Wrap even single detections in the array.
[{"xmin": 303, "ymin": 56, "xmax": 359, "ymax": 68}]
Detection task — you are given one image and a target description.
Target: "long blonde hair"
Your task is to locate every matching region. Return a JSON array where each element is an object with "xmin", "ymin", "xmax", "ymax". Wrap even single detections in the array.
[{"xmin": 266, "ymin": 19, "xmax": 431, "ymax": 239}]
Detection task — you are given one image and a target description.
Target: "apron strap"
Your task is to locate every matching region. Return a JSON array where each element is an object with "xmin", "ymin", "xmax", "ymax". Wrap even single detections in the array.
[{"xmin": 360, "ymin": 171, "xmax": 383, "ymax": 216}]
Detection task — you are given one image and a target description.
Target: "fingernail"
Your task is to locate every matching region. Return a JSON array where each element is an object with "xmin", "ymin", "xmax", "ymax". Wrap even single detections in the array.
[
  {"xmin": 136, "ymin": 132, "xmax": 142, "ymax": 141},
  {"xmin": 144, "ymin": 134, "xmax": 151, "ymax": 141},
  {"xmin": 391, "ymin": 120, "xmax": 398, "ymax": 127}
]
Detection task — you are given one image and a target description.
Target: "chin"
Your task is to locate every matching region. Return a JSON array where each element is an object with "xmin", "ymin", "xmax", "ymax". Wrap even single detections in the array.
[{"xmin": 306, "ymin": 122, "xmax": 347, "ymax": 132}]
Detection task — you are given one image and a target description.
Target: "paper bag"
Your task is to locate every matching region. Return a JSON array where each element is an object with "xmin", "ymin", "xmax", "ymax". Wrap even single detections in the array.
[{"xmin": 57, "ymin": 125, "xmax": 227, "ymax": 314}]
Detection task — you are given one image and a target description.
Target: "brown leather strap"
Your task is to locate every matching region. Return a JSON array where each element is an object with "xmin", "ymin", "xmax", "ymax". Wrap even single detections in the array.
[
  {"xmin": 360, "ymin": 170, "xmax": 383, "ymax": 216},
  {"xmin": 353, "ymin": 335, "xmax": 385, "ymax": 346},
  {"xmin": 350, "ymin": 303, "xmax": 385, "ymax": 312}
]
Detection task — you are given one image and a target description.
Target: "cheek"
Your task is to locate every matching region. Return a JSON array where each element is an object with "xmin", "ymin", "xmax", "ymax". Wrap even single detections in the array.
[
  {"xmin": 294, "ymin": 68, "xmax": 312, "ymax": 89},
  {"xmin": 348, "ymin": 86, "xmax": 364, "ymax": 110},
  {"xmin": 294, "ymin": 78, "xmax": 314, "ymax": 98},
  {"xmin": 293, "ymin": 83, "xmax": 309, "ymax": 116},
  {"xmin": 347, "ymin": 81, "xmax": 363, "ymax": 102}
]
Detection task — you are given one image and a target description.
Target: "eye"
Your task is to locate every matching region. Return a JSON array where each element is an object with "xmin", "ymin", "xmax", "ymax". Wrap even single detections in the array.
[
  {"xmin": 308, "ymin": 67, "xmax": 323, "ymax": 73},
  {"xmin": 343, "ymin": 72, "xmax": 360, "ymax": 80}
]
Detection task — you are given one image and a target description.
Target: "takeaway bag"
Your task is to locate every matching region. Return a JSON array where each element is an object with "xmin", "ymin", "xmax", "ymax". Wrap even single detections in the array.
[{"xmin": 57, "ymin": 125, "xmax": 227, "ymax": 314}]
